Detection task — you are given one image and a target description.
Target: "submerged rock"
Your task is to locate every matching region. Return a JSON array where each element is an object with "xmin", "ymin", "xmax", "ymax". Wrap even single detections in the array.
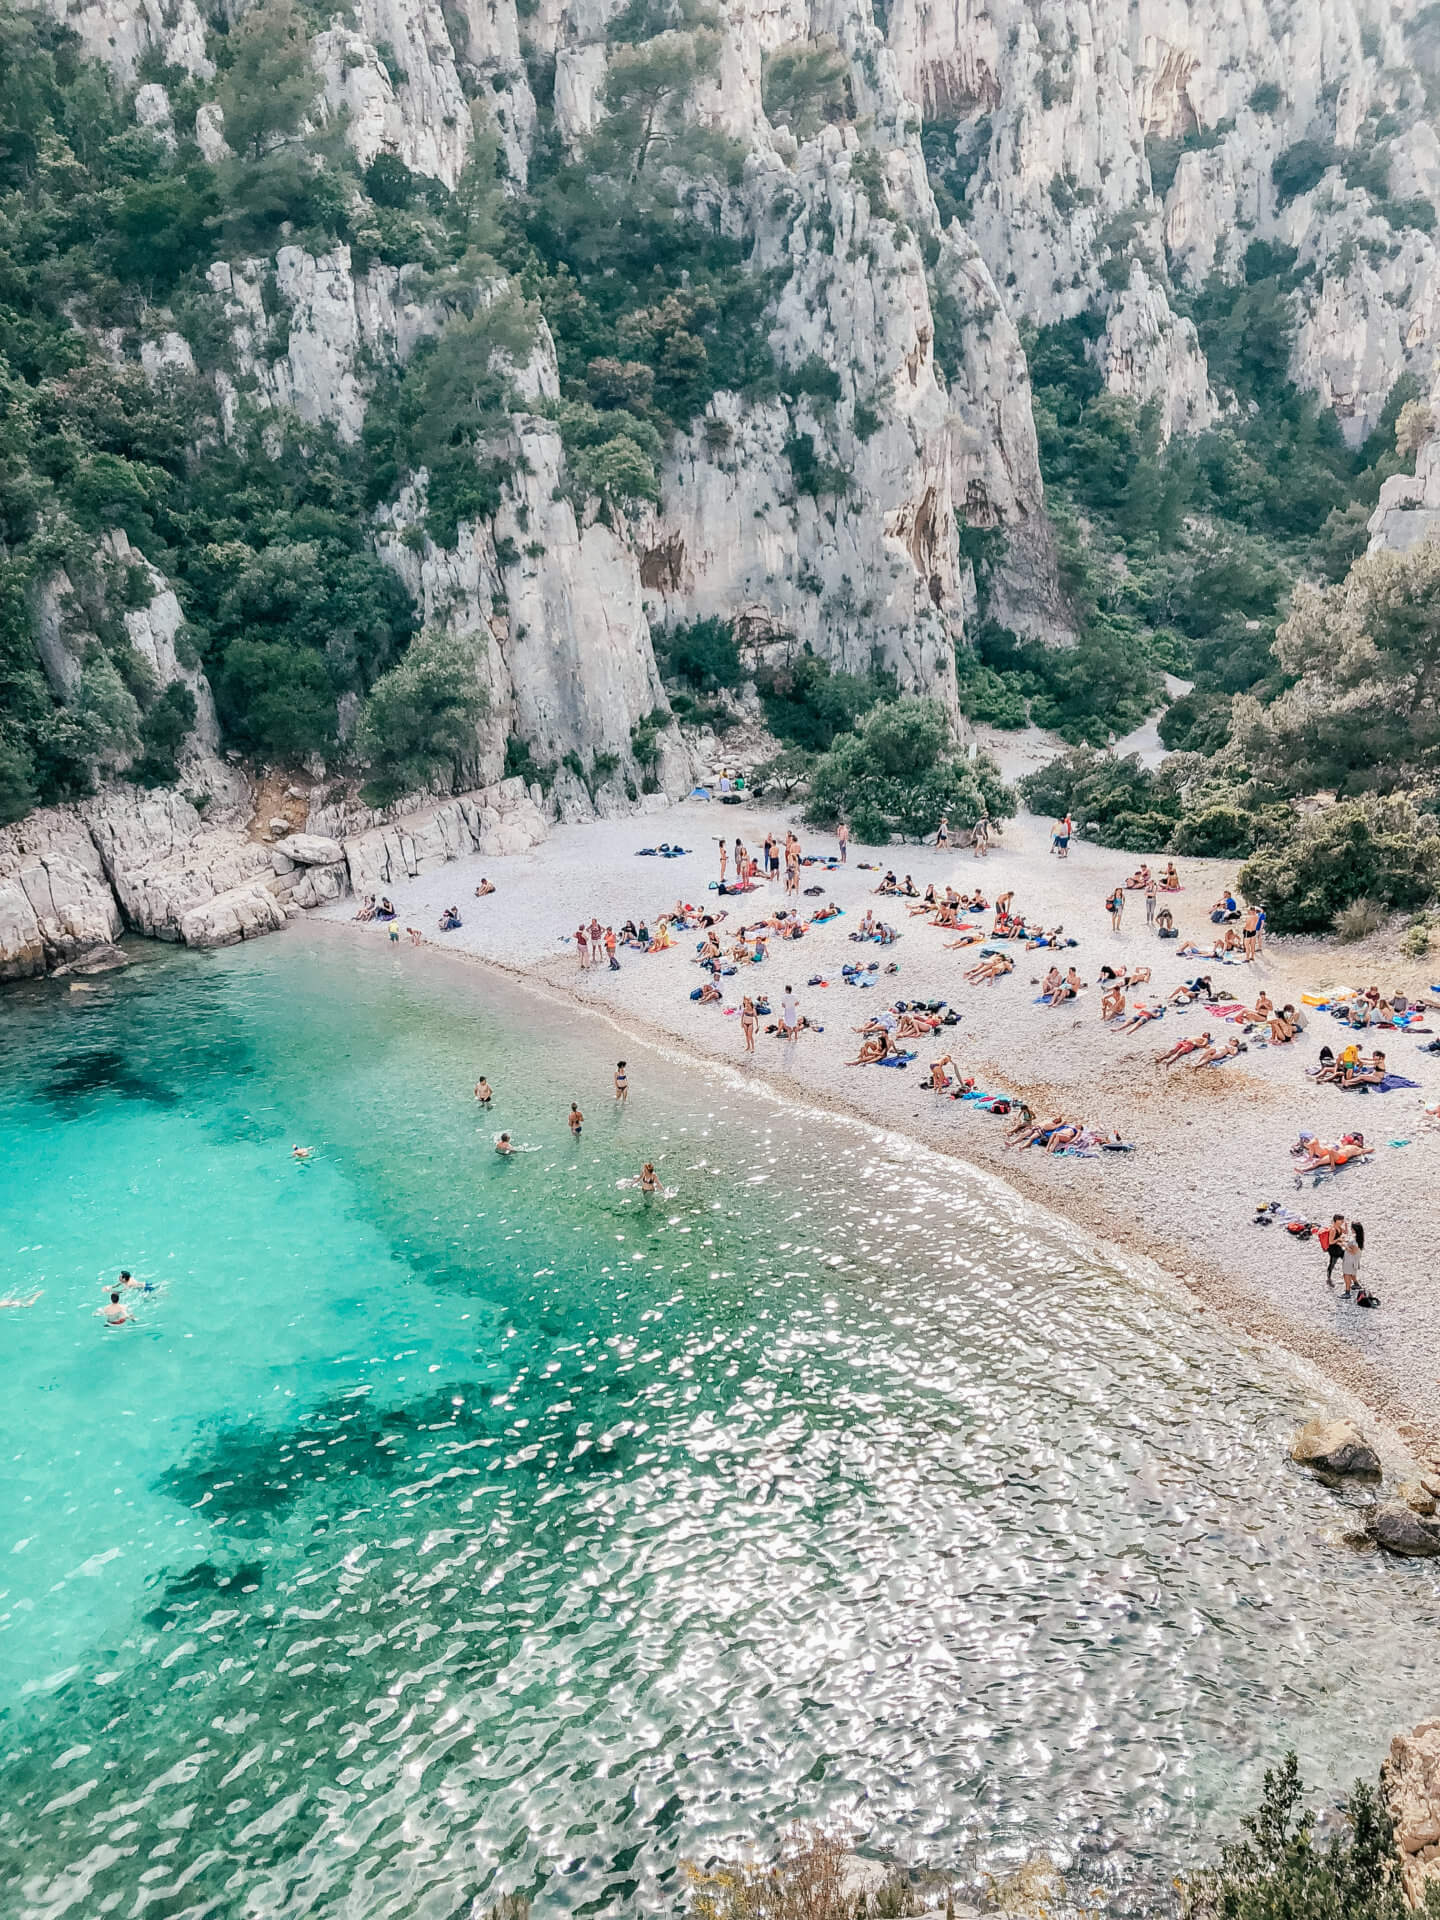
[
  {"xmin": 1289, "ymin": 1417, "xmax": 1381, "ymax": 1478},
  {"xmin": 1367, "ymin": 1503, "xmax": 1440, "ymax": 1558}
]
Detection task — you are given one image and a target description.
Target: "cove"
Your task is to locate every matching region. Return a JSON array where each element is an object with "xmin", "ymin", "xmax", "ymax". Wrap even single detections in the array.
[{"xmin": 1, "ymin": 923, "xmax": 1437, "ymax": 1917}]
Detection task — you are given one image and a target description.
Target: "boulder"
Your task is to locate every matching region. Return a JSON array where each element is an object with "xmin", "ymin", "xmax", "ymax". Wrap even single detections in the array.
[
  {"xmin": 177, "ymin": 883, "xmax": 288, "ymax": 948},
  {"xmin": 1398, "ymin": 1480, "xmax": 1439, "ymax": 1517},
  {"xmin": 1290, "ymin": 1417, "xmax": 1381, "ymax": 1477},
  {"xmin": 1367, "ymin": 1502, "xmax": 1440, "ymax": 1557},
  {"xmin": 273, "ymin": 833, "xmax": 345, "ymax": 867},
  {"xmin": 1386, "ymin": 1720, "xmax": 1440, "ymax": 1907},
  {"xmin": 291, "ymin": 861, "xmax": 346, "ymax": 909},
  {"xmin": 0, "ymin": 807, "xmax": 123, "ymax": 977},
  {"xmin": 51, "ymin": 943, "xmax": 129, "ymax": 977}
]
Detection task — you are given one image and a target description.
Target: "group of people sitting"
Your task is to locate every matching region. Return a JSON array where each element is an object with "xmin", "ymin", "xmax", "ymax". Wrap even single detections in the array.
[
  {"xmin": 1311, "ymin": 1044, "xmax": 1391, "ymax": 1089},
  {"xmin": 852, "ymin": 910, "xmax": 900, "ymax": 944},
  {"xmin": 1125, "ymin": 862, "xmax": 1181, "ymax": 891},
  {"xmin": 354, "ymin": 895, "xmax": 397, "ymax": 922},
  {"xmin": 1327, "ymin": 985, "xmax": 1434, "ymax": 1029},
  {"xmin": 1039, "ymin": 964, "xmax": 1086, "ymax": 1005}
]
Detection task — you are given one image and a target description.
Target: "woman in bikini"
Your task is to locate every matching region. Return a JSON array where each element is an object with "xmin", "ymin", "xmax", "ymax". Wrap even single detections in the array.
[{"xmin": 741, "ymin": 995, "xmax": 757, "ymax": 1053}]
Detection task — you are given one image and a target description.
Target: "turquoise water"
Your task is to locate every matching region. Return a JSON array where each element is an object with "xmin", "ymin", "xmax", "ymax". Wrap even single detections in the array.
[{"xmin": 2, "ymin": 925, "xmax": 1438, "ymax": 1917}]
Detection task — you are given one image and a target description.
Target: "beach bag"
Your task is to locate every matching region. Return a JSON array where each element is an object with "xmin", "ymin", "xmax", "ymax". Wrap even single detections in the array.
[
  {"xmin": 1356, "ymin": 1288, "xmax": 1380, "ymax": 1308},
  {"xmin": 990, "ymin": 1100, "xmax": 1012, "ymax": 1115},
  {"xmin": 1158, "ymin": 926, "xmax": 1178, "ymax": 940}
]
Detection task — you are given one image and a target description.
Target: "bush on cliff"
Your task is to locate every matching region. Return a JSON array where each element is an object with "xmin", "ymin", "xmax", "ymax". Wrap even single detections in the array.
[
  {"xmin": 1182, "ymin": 1750, "xmax": 1440, "ymax": 1920},
  {"xmin": 804, "ymin": 696, "xmax": 1014, "ymax": 842},
  {"xmin": 1238, "ymin": 795, "xmax": 1440, "ymax": 934},
  {"xmin": 355, "ymin": 631, "xmax": 488, "ymax": 805}
]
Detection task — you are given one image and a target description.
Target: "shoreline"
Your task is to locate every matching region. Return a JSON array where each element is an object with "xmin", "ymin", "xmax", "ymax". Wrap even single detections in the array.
[{"xmin": 299, "ymin": 887, "xmax": 1438, "ymax": 1470}]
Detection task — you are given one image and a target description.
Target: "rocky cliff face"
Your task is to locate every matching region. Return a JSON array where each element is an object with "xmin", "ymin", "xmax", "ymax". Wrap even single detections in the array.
[{"xmin": 12, "ymin": 0, "xmax": 1440, "ymax": 928}]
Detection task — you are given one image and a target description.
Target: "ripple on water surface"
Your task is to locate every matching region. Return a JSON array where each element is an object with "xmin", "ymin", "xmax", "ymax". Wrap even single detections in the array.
[{"xmin": 0, "ymin": 927, "xmax": 1437, "ymax": 1917}]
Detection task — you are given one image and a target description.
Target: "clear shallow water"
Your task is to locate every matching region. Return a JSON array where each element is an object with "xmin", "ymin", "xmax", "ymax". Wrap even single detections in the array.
[{"xmin": 1, "ymin": 925, "xmax": 1438, "ymax": 1917}]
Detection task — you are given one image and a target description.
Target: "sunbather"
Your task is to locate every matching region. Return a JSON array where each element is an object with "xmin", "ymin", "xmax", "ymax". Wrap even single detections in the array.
[
  {"xmin": 1157, "ymin": 1030, "xmax": 1211, "ymax": 1067},
  {"xmin": 847, "ymin": 1032, "xmax": 893, "ymax": 1065},
  {"xmin": 965, "ymin": 953, "xmax": 1014, "ymax": 985},
  {"xmin": 1189, "ymin": 1035, "xmax": 1242, "ymax": 1067},
  {"xmin": 1295, "ymin": 1133, "xmax": 1373, "ymax": 1171}
]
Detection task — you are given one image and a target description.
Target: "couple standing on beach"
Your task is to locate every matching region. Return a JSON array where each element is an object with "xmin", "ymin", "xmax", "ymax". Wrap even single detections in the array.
[{"xmin": 1319, "ymin": 1215, "xmax": 1369, "ymax": 1298}]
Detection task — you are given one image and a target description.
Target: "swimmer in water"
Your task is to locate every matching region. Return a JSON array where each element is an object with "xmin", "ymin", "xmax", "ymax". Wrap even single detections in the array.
[
  {"xmin": 495, "ymin": 1133, "xmax": 514, "ymax": 1155},
  {"xmin": 0, "ymin": 1290, "xmax": 41, "ymax": 1308},
  {"xmin": 98, "ymin": 1291, "xmax": 131, "ymax": 1326},
  {"xmin": 292, "ymin": 1144, "xmax": 313, "ymax": 1162},
  {"xmin": 614, "ymin": 1061, "xmax": 628, "ymax": 1103},
  {"xmin": 639, "ymin": 1161, "xmax": 660, "ymax": 1195},
  {"xmin": 569, "ymin": 1102, "xmax": 584, "ymax": 1137},
  {"xmin": 475, "ymin": 1076, "xmax": 493, "ymax": 1105}
]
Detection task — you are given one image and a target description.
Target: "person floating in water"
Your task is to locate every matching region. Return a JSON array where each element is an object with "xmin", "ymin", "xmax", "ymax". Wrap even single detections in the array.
[
  {"xmin": 569, "ymin": 1102, "xmax": 584, "ymax": 1138},
  {"xmin": 292, "ymin": 1144, "xmax": 313, "ymax": 1162},
  {"xmin": 495, "ymin": 1133, "xmax": 514, "ymax": 1155},
  {"xmin": 98, "ymin": 1291, "xmax": 131, "ymax": 1327},
  {"xmin": 112, "ymin": 1268, "xmax": 156, "ymax": 1294},
  {"xmin": 0, "ymin": 1290, "xmax": 41, "ymax": 1308},
  {"xmin": 475, "ymin": 1076, "xmax": 493, "ymax": 1106},
  {"xmin": 614, "ymin": 1061, "xmax": 629, "ymax": 1103}
]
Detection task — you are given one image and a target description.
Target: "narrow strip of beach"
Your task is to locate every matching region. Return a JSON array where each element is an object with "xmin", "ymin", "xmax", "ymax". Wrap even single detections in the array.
[{"xmin": 316, "ymin": 798, "xmax": 1440, "ymax": 1459}]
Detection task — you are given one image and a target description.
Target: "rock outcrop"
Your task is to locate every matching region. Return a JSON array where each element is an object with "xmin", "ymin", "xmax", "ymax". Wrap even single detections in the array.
[
  {"xmin": 341, "ymin": 777, "xmax": 547, "ymax": 897},
  {"xmin": 0, "ymin": 808, "xmax": 124, "ymax": 980},
  {"xmin": 1289, "ymin": 1416, "xmax": 1382, "ymax": 1477},
  {"xmin": 1385, "ymin": 1720, "xmax": 1440, "ymax": 1906},
  {"xmin": 1367, "ymin": 1502, "xmax": 1440, "ymax": 1557}
]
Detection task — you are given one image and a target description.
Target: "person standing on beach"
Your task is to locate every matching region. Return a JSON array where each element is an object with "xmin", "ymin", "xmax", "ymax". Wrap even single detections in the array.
[
  {"xmin": 718, "ymin": 840, "xmax": 728, "ymax": 884},
  {"xmin": 1340, "ymin": 1221, "xmax": 1365, "ymax": 1298},
  {"xmin": 576, "ymin": 925, "xmax": 589, "ymax": 970},
  {"xmin": 838, "ymin": 821, "xmax": 848, "ymax": 864},
  {"xmin": 589, "ymin": 916, "xmax": 602, "ymax": 954},
  {"xmin": 781, "ymin": 984, "xmax": 799, "ymax": 1036},
  {"xmin": 569, "ymin": 1102, "xmax": 584, "ymax": 1137},
  {"xmin": 1242, "ymin": 904, "xmax": 1262, "ymax": 962},
  {"xmin": 1145, "ymin": 874, "xmax": 1157, "ymax": 928},
  {"xmin": 614, "ymin": 1061, "xmax": 629, "ymax": 1103},
  {"xmin": 1319, "ymin": 1214, "xmax": 1347, "ymax": 1286},
  {"xmin": 1108, "ymin": 887, "xmax": 1124, "ymax": 932},
  {"xmin": 605, "ymin": 927, "xmax": 620, "ymax": 970},
  {"xmin": 741, "ymin": 994, "xmax": 757, "ymax": 1052},
  {"xmin": 936, "ymin": 817, "xmax": 949, "ymax": 850}
]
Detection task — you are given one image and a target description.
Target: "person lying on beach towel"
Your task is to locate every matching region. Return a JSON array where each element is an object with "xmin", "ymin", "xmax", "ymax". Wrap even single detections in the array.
[
  {"xmin": 1114, "ymin": 1002, "xmax": 1163, "ymax": 1034},
  {"xmin": 1295, "ymin": 1133, "xmax": 1373, "ymax": 1171},
  {"xmin": 965, "ymin": 953, "xmax": 1014, "ymax": 985},
  {"xmin": 810, "ymin": 902, "xmax": 842, "ymax": 923},
  {"xmin": 1156, "ymin": 1031, "xmax": 1211, "ymax": 1067},
  {"xmin": 1190, "ymin": 1035, "xmax": 1245, "ymax": 1067}
]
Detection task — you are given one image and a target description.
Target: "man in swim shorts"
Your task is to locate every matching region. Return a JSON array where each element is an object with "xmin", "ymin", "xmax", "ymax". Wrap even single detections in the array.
[
  {"xmin": 475, "ymin": 1077, "xmax": 493, "ymax": 1105},
  {"xmin": 569, "ymin": 1103, "xmax": 584, "ymax": 1137},
  {"xmin": 99, "ymin": 1292, "xmax": 131, "ymax": 1326},
  {"xmin": 495, "ymin": 1133, "xmax": 514, "ymax": 1155}
]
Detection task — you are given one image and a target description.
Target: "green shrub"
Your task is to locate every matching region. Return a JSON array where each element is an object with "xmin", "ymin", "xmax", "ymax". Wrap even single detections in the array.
[
  {"xmin": 1181, "ymin": 1751, "xmax": 1436, "ymax": 1920},
  {"xmin": 355, "ymin": 631, "xmax": 487, "ymax": 803},
  {"xmin": 1169, "ymin": 802, "xmax": 1261, "ymax": 858},
  {"xmin": 756, "ymin": 650, "xmax": 892, "ymax": 751},
  {"xmin": 1272, "ymin": 140, "xmax": 1337, "ymax": 202},
  {"xmin": 656, "ymin": 616, "xmax": 742, "ymax": 691},
  {"xmin": 1237, "ymin": 795, "xmax": 1440, "ymax": 933},
  {"xmin": 804, "ymin": 695, "xmax": 1014, "ymax": 840},
  {"xmin": 129, "ymin": 681, "xmax": 197, "ymax": 787},
  {"xmin": 1158, "ymin": 690, "xmax": 1234, "ymax": 755},
  {"xmin": 1384, "ymin": 195, "xmax": 1438, "ymax": 233},
  {"xmin": 1249, "ymin": 81, "xmax": 1283, "ymax": 113}
]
